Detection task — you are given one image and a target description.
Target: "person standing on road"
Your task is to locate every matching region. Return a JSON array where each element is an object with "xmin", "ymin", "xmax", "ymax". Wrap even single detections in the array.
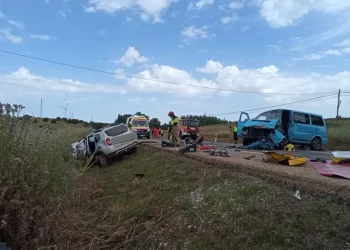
[
  {"xmin": 168, "ymin": 111, "xmax": 180, "ymax": 146},
  {"xmin": 232, "ymin": 122, "xmax": 238, "ymax": 144}
]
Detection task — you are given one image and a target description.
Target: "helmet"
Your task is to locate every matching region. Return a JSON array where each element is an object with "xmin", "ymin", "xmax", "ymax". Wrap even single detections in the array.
[{"xmin": 168, "ymin": 111, "xmax": 174, "ymax": 117}]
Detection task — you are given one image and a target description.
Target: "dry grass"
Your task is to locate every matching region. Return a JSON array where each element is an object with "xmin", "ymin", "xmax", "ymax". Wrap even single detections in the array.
[{"xmin": 198, "ymin": 120, "xmax": 350, "ymax": 150}]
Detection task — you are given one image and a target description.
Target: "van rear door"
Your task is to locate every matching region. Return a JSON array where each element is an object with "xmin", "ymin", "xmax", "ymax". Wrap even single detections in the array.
[
  {"xmin": 310, "ymin": 115, "xmax": 328, "ymax": 145},
  {"xmin": 237, "ymin": 112, "xmax": 250, "ymax": 137}
]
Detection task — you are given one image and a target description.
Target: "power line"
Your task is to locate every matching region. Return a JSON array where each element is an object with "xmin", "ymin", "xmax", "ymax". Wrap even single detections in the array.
[
  {"xmin": 210, "ymin": 93, "xmax": 337, "ymax": 116},
  {"xmin": 0, "ymin": 49, "xmax": 340, "ymax": 96}
]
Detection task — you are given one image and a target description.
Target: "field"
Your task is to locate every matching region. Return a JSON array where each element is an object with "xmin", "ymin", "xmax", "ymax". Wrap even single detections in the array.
[
  {"xmin": 199, "ymin": 118, "xmax": 350, "ymax": 150},
  {"xmin": 1, "ymin": 117, "xmax": 350, "ymax": 249}
]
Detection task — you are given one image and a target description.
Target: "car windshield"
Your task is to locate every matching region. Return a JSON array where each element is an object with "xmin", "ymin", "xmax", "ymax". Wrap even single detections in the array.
[
  {"xmin": 186, "ymin": 120, "xmax": 200, "ymax": 127},
  {"xmin": 254, "ymin": 110, "xmax": 281, "ymax": 121},
  {"xmin": 132, "ymin": 120, "xmax": 149, "ymax": 127}
]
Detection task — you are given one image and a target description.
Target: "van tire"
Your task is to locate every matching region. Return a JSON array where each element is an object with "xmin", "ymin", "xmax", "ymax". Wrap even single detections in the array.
[
  {"xmin": 310, "ymin": 137, "xmax": 322, "ymax": 151},
  {"xmin": 243, "ymin": 139, "xmax": 250, "ymax": 146},
  {"xmin": 147, "ymin": 136, "xmax": 150, "ymax": 139}
]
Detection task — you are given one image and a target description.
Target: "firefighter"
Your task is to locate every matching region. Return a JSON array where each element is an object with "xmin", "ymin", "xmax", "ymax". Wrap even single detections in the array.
[
  {"xmin": 160, "ymin": 128, "xmax": 164, "ymax": 138},
  {"xmin": 168, "ymin": 111, "xmax": 180, "ymax": 146},
  {"xmin": 232, "ymin": 122, "xmax": 238, "ymax": 144}
]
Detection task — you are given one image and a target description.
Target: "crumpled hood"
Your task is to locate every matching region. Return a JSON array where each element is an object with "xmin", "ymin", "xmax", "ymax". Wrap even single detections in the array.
[{"xmin": 243, "ymin": 119, "xmax": 279, "ymax": 129}]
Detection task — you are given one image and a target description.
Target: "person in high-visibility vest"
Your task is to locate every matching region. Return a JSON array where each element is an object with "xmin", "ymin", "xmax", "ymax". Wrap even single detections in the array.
[
  {"xmin": 232, "ymin": 122, "xmax": 238, "ymax": 144},
  {"xmin": 160, "ymin": 128, "xmax": 164, "ymax": 138},
  {"xmin": 168, "ymin": 111, "xmax": 180, "ymax": 146}
]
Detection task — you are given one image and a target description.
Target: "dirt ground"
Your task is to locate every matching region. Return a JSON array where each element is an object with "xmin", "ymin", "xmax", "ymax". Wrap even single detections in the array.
[{"xmin": 146, "ymin": 142, "xmax": 350, "ymax": 200}]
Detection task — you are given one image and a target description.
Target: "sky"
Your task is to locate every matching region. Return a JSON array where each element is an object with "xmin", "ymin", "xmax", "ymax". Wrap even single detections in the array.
[{"xmin": 0, "ymin": 0, "xmax": 350, "ymax": 124}]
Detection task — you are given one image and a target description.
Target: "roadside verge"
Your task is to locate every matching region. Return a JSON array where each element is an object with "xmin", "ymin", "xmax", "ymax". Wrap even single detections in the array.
[{"xmin": 145, "ymin": 143, "xmax": 350, "ymax": 200}]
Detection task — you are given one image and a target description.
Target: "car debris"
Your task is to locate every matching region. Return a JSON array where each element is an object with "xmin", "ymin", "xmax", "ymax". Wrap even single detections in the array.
[
  {"xmin": 261, "ymin": 151, "xmax": 307, "ymax": 166},
  {"xmin": 208, "ymin": 148, "xmax": 230, "ymax": 157},
  {"xmin": 72, "ymin": 123, "xmax": 138, "ymax": 166}
]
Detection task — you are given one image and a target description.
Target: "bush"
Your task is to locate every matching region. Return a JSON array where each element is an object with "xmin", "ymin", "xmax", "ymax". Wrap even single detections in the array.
[
  {"xmin": 63, "ymin": 118, "xmax": 67, "ymax": 122},
  {"xmin": 43, "ymin": 118, "xmax": 49, "ymax": 122},
  {"xmin": 56, "ymin": 117, "xmax": 61, "ymax": 121},
  {"xmin": 0, "ymin": 117, "xmax": 82, "ymax": 249},
  {"xmin": 51, "ymin": 119, "xmax": 57, "ymax": 124},
  {"xmin": 67, "ymin": 119, "xmax": 72, "ymax": 124},
  {"xmin": 33, "ymin": 119, "xmax": 38, "ymax": 123},
  {"xmin": 71, "ymin": 119, "xmax": 79, "ymax": 124},
  {"xmin": 83, "ymin": 122, "xmax": 90, "ymax": 127}
]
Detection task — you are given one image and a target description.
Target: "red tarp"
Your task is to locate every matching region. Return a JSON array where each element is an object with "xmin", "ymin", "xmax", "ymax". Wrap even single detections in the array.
[{"xmin": 308, "ymin": 160, "xmax": 350, "ymax": 179}]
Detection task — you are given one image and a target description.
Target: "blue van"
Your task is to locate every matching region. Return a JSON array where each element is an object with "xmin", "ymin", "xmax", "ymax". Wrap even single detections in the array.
[{"xmin": 237, "ymin": 109, "xmax": 328, "ymax": 151}]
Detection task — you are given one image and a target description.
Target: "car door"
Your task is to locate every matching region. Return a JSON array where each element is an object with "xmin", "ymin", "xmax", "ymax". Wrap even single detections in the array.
[
  {"xmin": 237, "ymin": 112, "xmax": 250, "ymax": 137},
  {"xmin": 289, "ymin": 112, "xmax": 314, "ymax": 143}
]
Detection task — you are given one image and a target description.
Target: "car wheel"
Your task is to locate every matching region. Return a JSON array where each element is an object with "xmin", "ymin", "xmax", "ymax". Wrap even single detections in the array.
[
  {"xmin": 97, "ymin": 154, "xmax": 109, "ymax": 166},
  {"xmin": 147, "ymin": 136, "xmax": 150, "ymax": 139},
  {"xmin": 310, "ymin": 137, "xmax": 322, "ymax": 151}
]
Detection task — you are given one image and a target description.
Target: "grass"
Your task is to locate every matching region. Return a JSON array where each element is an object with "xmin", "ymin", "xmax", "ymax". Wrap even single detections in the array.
[
  {"xmin": 2, "ymin": 115, "xmax": 350, "ymax": 249},
  {"xmin": 199, "ymin": 119, "xmax": 350, "ymax": 150}
]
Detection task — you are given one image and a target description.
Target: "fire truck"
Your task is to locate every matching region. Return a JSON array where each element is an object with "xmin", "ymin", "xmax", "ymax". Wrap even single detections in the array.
[{"xmin": 178, "ymin": 118, "xmax": 200, "ymax": 140}]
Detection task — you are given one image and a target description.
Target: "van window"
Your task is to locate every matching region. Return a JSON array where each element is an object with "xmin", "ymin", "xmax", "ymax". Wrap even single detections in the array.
[
  {"xmin": 293, "ymin": 112, "xmax": 310, "ymax": 124},
  {"xmin": 105, "ymin": 125, "xmax": 128, "ymax": 136},
  {"xmin": 311, "ymin": 115, "xmax": 324, "ymax": 126}
]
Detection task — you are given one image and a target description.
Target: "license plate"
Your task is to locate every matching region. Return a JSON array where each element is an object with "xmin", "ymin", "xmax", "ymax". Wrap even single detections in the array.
[{"xmin": 140, "ymin": 135, "xmax": 145, "ymax": 137}]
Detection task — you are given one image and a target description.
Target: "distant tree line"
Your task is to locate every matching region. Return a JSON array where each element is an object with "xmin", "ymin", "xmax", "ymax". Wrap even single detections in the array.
[{"xmin": 180, "ymin": 114, "xmax": 233, "ymax": 125}]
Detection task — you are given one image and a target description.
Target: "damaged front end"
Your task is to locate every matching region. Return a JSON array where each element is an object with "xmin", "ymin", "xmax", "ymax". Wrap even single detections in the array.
[{"xmin": 241, "ymin": 119, "xmax": 287, "ymax": 149}]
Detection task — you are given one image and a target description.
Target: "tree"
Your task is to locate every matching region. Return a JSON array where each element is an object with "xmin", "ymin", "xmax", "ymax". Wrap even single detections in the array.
[
  {"xmin": 149, "ymin": 118, "xmax": 161, "ymax": 128},
  {"xmin": 115, "ymin": 113, "xmax": 150, "ymax": 124},
  {"xmin": 180, "ymin": 114, "xmax": 233, "ymax": 126}
]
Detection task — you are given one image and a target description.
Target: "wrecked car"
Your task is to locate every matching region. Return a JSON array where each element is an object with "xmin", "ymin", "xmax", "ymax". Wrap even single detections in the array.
[
  {"xmin": 237, "ymin": 109, "xmax": 328, "ymax": 151},
  {"xmin": 72, "ymin": 123, "xmax": 138, "ymax": 166}
]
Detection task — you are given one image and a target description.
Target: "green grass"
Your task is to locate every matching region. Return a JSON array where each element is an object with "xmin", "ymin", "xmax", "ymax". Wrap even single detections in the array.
[
  {"xmin": 68, "ymin": 146, "xmax": 350, "ymax": 250},
  {"xmin": 1, "ymin": 116, "xmax": 350, "ymax": 249},
  {"xmin": 199, "ymin": 119, "xmax": 350, "ymax": 150}
]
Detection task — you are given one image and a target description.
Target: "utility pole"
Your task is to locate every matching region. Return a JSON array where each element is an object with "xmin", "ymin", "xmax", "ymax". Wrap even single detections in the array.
[
  {"xmin": 336, "ymin": 89, "xmax": 341, "ymax": 118},
  {"xmin": 40, "ymin": 98, "xmax": 43, "ymax": 117}
]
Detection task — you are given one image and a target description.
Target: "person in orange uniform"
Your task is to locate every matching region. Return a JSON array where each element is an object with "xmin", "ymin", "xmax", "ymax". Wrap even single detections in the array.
[{"xmin": 168, "ymin": 111, "xmax": 180, "ymax": 146}]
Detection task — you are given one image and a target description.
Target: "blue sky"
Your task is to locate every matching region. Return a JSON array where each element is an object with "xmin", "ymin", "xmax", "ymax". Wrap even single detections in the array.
[{"xmin": 0, "ymin": 0, "xmax": 350, "ymax": 123}]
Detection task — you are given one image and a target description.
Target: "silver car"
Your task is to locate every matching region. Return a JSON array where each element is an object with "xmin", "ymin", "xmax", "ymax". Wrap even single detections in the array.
[{"xmin": 72, "ymin": 124, "xmax": 138, "ymax": 166}]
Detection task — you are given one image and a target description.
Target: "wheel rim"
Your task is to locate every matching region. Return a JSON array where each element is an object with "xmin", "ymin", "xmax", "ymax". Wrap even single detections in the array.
[
  {"xmin": 99, "ymin": 156, "xmax": 107, "ymax": 166},
  {"xmin": 313, "ymin": 138, "xmax": 321, "ymax": 150}
]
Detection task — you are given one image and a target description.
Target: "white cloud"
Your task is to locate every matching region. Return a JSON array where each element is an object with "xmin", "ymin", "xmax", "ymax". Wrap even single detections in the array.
[
  {"xmin": 0, "ymin": 28, "xmax": 23, "ymax": 44},
  {"xmin": 127, "ymin": 64, "xmax": 217, "ymax": 96},
  {"xmin": 229, "ymin": 1, "xmax": 244, "ymax": 9},
  {"xmin": 0, "ymin": 11, "xmax": 4, "ymax": 18},
  {"xmin": 58, "ymin": 10, "xmax": 67, "ymax": 18},
  {"xmin": 8, "ymin": 20, "xmax": 26, "ymax": 30},
  {"xmin": 119, "ymin": 47, "xmax": 148, "ymax": 67},
  {"xmin": 30, "ymin": 34, "xmax": 52, "ymax": 41},
  {"xmin": 98, "ymin": 30, "xmax": 108, "ymax": 38},
  {"xmin": 241, "ymin": 26, "xmax": 250, "ymax": 31},
  {"xmin": 86, "ymin": 0, "xmax": 176, "ymax": 22},
  {"xmin": 127, "ymin": 60, "xmax": 348, "ymax": 105},
  {"xmin": 295, "ymin": 47, "xmax": 350, "ymax": 61},
  {"xmin": 260, "ymin": 0, "xmax": 350, "ymax": 28},
  {"xmin": 336, "ymin": 39, "xmax": 350, "ymax": 47},
  {"xmin": 84, "ymin": 6, "xmax": 96, "ymax": 12},
  {"xmin": 181, "ymin": 25, "xmax": 213, "ymax": 44},
  {"xmin": 114, "ymin": 68, "xmax": 128, "ymax": 80},
  {"xmin": 221, "ymin": 15, "xmax": 238, "ymax": 24},
  {"xmin": 188, "ymin": 0, "xmax": 215, "ymax": 10},
  {"xmin": 0, "ymin": 67, "xmax": 125, "ymax": 95}
]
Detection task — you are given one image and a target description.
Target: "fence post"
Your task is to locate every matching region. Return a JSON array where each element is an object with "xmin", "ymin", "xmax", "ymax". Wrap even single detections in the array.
[{"xmin": 215, "ymin": 133, "xmax": 217, "ymax": 143}]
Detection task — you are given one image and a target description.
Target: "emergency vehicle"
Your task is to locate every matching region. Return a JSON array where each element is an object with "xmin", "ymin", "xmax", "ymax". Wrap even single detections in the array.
[
  {"xmin": 126, "ymin": 115, "xmax": 151, "ymax": 139},
  {"xmin": 178, "ymin": 118, "xmax": 200, "ymax": 140}
]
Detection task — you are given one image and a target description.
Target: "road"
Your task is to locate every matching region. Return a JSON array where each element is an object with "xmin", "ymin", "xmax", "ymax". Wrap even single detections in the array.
[{"xmin": 148, "ymin": 138, "xmax": 334, "ymax": 160}]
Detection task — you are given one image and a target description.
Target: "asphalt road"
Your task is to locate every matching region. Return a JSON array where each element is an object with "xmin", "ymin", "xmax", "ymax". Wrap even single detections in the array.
[{"xmin": 148, "ymin": 137, "xmax": 334, "ymax": 160}]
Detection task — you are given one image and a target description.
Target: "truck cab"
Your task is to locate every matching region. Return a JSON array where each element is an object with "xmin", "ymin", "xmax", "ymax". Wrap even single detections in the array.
[
  {"xmin": 126, "ymin": 115, "xmax": 151, "ymax": 139},
  {"xmin": 179, "ymin": 118, "xmax": 200, "ymax": 140}
]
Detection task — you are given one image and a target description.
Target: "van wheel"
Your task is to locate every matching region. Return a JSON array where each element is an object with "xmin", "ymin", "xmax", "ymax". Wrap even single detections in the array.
[
  {"xmin": 310, "ymin": 137, "xmax": 322, "ymax": 151},
  {"xmin": 243, "ymin": 139, "xmax": 250, "ymax": 146}
]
